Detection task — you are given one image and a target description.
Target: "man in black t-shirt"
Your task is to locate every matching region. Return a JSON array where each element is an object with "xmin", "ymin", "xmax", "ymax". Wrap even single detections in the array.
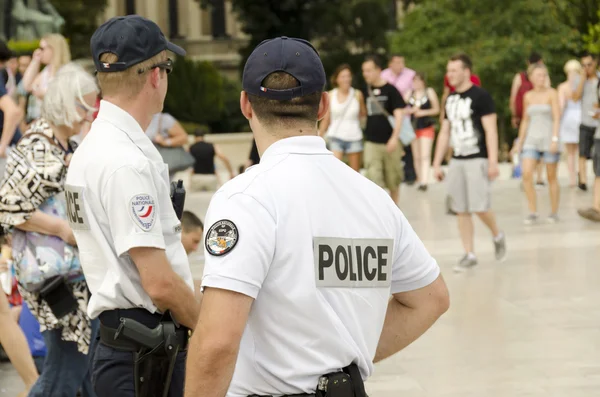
[
  {"xmin": 188, "ymin": 128, "xmax": 234, "ymax": 191},
  {"xmin": 361, "ymin": 55, "xmax": 406, "ymax": 205},
  {"xmin": 432, "ymin": 53, "xmax": 507, "ymax": 272}
]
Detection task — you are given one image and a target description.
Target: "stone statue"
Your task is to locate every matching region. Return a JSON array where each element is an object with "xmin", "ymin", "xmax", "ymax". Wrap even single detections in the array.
[{"xmin": 1, "ymin": 0, "xmax": 65, "ymax": 42}]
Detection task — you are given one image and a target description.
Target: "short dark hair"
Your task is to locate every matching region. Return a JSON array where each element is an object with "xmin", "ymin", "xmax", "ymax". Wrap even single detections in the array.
[
  {"xmin": 194, "ymin": 127, "xmax": 207, "ymax": 138},
  {"xmin": 528, "ymin": 51, "xmax": 542, "ymax": 64},
  {"xmin": 581, "ymin": 51, "xmax": 597, "ymax": 60},
  {"xmin": 330, "ymin": 64, "xmax": 352, "ymax": 88},
  {"xmin": 247, "ymin": 72, "xmax": 322, "ymax": 127},
  {"xmin": 389, "ymin": 53, "xmax": 404, "ymax": 61},
  {"xmin": 0, "ymin": 41, "xmax": 13, "ymax": 62},
  {"xmin": 449, "ymin": 53, "xmax": 473, "ymax": 71},
  {"xmin": 363, "ymin": 55, "xmax": 384, "ymax": 70},
  {"xmin": 181, "ymin": 211, "xmax": 203, "ymax": 232}
]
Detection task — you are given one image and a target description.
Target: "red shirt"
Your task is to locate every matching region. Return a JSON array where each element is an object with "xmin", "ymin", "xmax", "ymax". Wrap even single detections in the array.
[{"xmin": 444, "ymin": 74, "xmax": 481, "ymax": 92}]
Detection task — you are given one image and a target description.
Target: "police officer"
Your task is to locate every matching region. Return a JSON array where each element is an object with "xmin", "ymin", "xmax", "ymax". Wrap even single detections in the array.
[
  {"xmin": 185, "ymin": 37, "xmax": 450, "ymax": 397},
  {"xmin": 64, "ymin": 15, "xmax": 200, "ymax": 397}
]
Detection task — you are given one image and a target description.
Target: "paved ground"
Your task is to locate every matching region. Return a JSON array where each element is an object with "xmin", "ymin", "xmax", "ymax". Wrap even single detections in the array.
[{"xmin": 2, "ymin": 169, "xmax": 600, "ymax": 396}]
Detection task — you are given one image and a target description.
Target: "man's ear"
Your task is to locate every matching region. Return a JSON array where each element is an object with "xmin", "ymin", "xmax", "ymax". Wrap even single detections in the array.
[
  {"xmin": 317, "ymin": 91, "xmax": 330, "ymax": 121},
  {"xmin": 150, "ymin": 67, "xmax": 162, "ymax": 88},
  {"xmin": 240, "ymin": 91, "xmax": 253, "ymax": 120}
]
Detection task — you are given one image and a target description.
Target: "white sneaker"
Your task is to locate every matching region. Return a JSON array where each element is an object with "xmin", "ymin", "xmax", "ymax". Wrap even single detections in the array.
[
  {"xmin": 453, "ymin": 254, "xmax": 478, "ymax": 272},
  {"xmin": 523, "ymin": 213, "xmax": 538, "ymax": 225}
]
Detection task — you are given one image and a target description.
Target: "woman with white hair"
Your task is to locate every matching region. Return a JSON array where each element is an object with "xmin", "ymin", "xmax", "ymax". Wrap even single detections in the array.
[
  {"xmin": 0, "ymin": 63, "xmax": 99, "ymax": 397},
  {"xmin": 558, "ymin": 59, "xmax": 583, "ymax": 187}
]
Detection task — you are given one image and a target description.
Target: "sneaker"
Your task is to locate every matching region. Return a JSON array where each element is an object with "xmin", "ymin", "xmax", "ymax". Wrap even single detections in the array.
[
  {"xmin": 417, "ymin": 184, "xmax": 428, "ymax": 192},
  {"xmin": 493, "ymin": 232, "xmax": 507, "ymax": 261},
  {"xmin": 547, "ymin": 214, "xmax": 559, "ymax": 224},
  {"xmin": 523, "ymin": 213, "xmax": 538, "ymax": 225},
  {"xmin": 453, "ymin": 254, "xmax": 478, "ymax": 272},
  {"xmin": 578, "ymin": 208, "xmax": 600, "ymax": 222}
]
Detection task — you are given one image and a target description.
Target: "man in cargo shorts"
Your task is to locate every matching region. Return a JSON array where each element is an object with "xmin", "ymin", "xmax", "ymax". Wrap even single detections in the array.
[
  {"xmin": 361, "ymin": 55, "xmax": 406, "ymax": 205},
  {"xmin": 433, "ymin": 53, "xmax": 507, "ymax": 271}
]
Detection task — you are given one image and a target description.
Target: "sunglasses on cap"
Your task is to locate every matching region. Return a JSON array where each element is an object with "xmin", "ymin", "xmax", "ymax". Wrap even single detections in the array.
[{"xmin": 137, "ymin": 58, "xmax": 174, "ymax": 75}]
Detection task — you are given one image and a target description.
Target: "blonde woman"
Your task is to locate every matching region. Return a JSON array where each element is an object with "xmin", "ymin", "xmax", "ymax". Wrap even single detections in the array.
[
  {"xmin": 512, "ymin": 64, "xmax": 561, "ymax": 224},
  {"xmin": 557, "ymin": 59, "xmax": 582, "ymax": 187},
  {"xmin": 20, "ymin": 33, "xmax": 71, "ymax": 122}
]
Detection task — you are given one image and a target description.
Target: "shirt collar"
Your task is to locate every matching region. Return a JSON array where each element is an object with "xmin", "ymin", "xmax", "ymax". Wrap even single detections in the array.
[
  {"xmin": 260, "ymin": 135, "xmax": 331, "ymax": 161},
  {"xmin": 95, "ymin": 100, "xmax": 163, "ymax": 163}
]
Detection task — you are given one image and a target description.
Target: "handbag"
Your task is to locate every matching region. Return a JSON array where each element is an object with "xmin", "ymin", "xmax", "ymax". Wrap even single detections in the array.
[
  {"xmin": 11, "ymin": 192, "xmax": 84, "ymax": 293},
  {"xmin": 367, "ymin": 86, "xmax": 416, "ymax": 146},
  {"xmin": 154, "ymin": 114, "xmax": 195, "ymax": 174}
]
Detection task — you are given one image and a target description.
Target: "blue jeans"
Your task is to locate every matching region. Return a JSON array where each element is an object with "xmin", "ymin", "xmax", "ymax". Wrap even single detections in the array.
[
  {"xmin": 521, "ymin": 148, "xmax": 560, "ymax": 164},
  {"xmin": 28, "ymin": 319, "xmax": 99, "ymax": 397}
]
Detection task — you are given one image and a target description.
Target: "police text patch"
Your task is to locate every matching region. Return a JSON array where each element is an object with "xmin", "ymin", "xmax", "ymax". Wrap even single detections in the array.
[
  {"xmin": 129, "ymin": 194, "xmax": 157, "ymax": 231},
  {"xmin": 313, "ymin": 237, "xmax": 393, "ymax": 288},
  {"xmin": 205, "ymin": 220, "xmax": 238, "ymax": 256},
  {"xmin": 64, "ymin": 185, "xmax": 90, "ymax": 230}
]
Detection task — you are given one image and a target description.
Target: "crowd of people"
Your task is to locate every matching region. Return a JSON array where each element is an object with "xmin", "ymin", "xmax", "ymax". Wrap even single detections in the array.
[{"xmin": 0, "ymin": 15, "xmax": 597, "ymax": 397}]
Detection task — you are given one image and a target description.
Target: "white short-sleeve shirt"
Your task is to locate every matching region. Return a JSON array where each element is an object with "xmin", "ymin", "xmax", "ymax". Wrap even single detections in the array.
[
  {"xmin": 201, "ymin": 136, "xmax": 440, "ymax": 397},
  {"xmin": 65, "ymin": 100, "xmax": 194, "ymax": 319}
]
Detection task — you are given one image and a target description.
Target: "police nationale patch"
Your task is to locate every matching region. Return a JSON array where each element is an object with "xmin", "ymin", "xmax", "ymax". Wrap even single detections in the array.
[
  {"xmin": 205, "ymin": 220, "xmax": 238, "ymax": 256},
  {"xmin": 129, "ymin": 194, "xmax": 157, "ymax": 231}
]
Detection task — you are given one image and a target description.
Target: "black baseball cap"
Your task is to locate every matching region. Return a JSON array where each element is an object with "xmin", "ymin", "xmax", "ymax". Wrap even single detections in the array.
[
  {"xmin": 91, "ymin": 15, "xmax": 186, "ymax": 73},
  {"xmin": 242, "ymin": 36, "xmax": 326, "ymax": 100}
]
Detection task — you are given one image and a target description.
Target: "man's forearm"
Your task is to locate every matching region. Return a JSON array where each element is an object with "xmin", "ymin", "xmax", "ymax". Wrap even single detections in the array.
[
  {"xmin": 164, "ymin": 275, "xmax": 201, "ymax": 329},
  {"xmin": 184, "ymin": 332, "xmax": 238, "ymax": 397},
  {"xmin": 485, "ymin": 128, "xmax": 498, "ymax": 165},
  {"xmin": 432, "ymin": 130, "xmax": 449, "ymax": 167},
  {"xmin": 374, "ymin": 298, "xmax": 442, "ymax": 363}
]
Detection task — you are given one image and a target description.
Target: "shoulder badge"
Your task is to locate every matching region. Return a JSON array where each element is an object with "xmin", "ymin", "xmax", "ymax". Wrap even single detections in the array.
[
  {"xmin": 205, "ymin": 220, "xmax": 239, "ymax": 256},
  {"xmin": 129, "ymin": 194, "xmax": 157, "ymax": 231}
]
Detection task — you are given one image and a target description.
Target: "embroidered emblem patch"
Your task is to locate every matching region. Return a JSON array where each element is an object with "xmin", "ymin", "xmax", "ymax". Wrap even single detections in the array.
[
  {"xmin": 205, "ymin": 220, "xmax": 238, "ymax": 256},
  {"xmin": 129, "ymin": 194, "xmax": 157, "ymax": 231}
]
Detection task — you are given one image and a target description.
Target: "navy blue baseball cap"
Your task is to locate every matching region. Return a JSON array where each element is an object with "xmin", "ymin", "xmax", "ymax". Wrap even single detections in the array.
[
  {"xmin": 91, "ymin": 15, "xmax": 186, "ymax": 73},
  {"xmin": 242, "ymin": 37, "xmax": 326, "ymax": 100}
]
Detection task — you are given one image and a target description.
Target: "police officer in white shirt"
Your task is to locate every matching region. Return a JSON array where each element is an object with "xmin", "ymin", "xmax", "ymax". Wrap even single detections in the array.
[
  {"xmin": 184, "ymin": 37, "xmax": 450, "ymax": 397},
  {"xmin": 64, "ymin": 15, "xmax": 200, "ymax": 397}
]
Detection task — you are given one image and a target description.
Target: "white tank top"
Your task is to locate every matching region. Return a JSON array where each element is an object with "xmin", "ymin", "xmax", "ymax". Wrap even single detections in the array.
[{"xmin": 326, "ymin": 88, "xmax": 363, "ymax": 142}]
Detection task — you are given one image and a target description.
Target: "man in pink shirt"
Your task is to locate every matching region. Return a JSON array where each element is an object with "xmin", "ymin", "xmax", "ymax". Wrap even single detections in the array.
[
  {"xmin": 381, "ymin": 54, "xmax": 416, "ymax": 99},
  {"xmin": 381, "ymin": 54, "xmax": 417, "ymax": 183}
]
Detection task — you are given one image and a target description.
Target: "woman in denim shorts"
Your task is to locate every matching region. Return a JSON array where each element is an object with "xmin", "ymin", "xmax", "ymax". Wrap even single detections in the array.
[
  {"xmin": 512, "ymin": 64, "xmax": 562, "ymax": 224},
  {"xmin": 318, "ymin": 64, "xmax": 366, "ymax": 171}
]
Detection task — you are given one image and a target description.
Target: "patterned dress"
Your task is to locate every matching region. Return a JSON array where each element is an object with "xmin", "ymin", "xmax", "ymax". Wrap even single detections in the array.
[{"xmin": 0, "ymin": 119, "xmax": 93, "ymax": 354}]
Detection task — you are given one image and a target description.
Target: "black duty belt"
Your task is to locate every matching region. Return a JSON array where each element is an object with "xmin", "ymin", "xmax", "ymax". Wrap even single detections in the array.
[{"xmin": 98, "ymin": 308, "xmax": 189, "ymax": 352}]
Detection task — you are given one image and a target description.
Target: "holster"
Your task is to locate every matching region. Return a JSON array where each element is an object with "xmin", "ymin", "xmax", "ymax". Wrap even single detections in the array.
[
  {"xmin": 315, "ymin": 364, "xmax": 367, "ymax": 397},
  {"xmin": 246, "ymin": 364, "xmax": 367, "ymax": 397},
  {"xmin": 98, "ymin": 309, "xmax": 188, "ymax": 397}
]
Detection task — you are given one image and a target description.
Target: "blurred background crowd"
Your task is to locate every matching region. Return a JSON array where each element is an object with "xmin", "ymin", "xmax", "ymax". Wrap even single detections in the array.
[{"xmin": 0, "ymin": 0, "xmax": 599, "ymax": 396}]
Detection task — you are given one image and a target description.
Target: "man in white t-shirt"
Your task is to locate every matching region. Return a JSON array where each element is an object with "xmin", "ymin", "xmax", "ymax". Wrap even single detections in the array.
[{"xmin": 184, "ymin": 36, "xmax": 449, "ymax": 397}]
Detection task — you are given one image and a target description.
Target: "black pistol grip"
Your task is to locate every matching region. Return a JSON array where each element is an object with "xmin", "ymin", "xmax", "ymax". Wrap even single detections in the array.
[
  {"xmin": 119, "ymin": 318, "xmax": 164, "ymax": 350},
  {"xmin": 170, "ymin": 180, "xmax": 186, "ymax": 220}
]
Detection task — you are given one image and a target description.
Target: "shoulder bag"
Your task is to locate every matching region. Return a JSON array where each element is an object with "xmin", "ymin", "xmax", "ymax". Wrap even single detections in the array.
[
  {"xmin": 153, "ymin": 114, "xmax": 195, "ymax": 174},
  {"xmin": 367, "ymin": 86, "xmax": 415, "ymax": 146}
]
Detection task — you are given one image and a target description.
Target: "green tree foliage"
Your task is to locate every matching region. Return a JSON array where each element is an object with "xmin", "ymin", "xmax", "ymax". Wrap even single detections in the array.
[
  {"xmin": 201, "ymin": 0, "xmax": 391, "ymax": 81},
  {"xmin": 390, "ymin": 0, "xmax": 580, "ymax": 142},
  {"xmin": 548, "ymin": 0, "xmax": 600, "ymax": 51},
  {"xmin": 164, "ymin": 57, "xmax": 225, "ymax": 126},
  {"xmin": 51, "ymin": 0, "xmax": 107, "ymax": 59},
  {"xmin": 584, "ymin": 10, "xmax": 600, "ymax": 53}
]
